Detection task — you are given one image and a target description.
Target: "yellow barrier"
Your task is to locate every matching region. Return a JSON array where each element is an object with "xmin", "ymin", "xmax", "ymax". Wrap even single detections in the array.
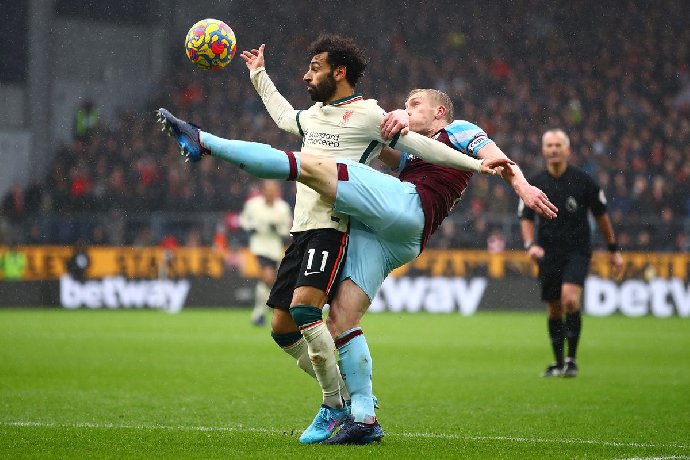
[
  {"xmin": 1, "ymin": 246, "xmax": 688, "ymax": 281},
  {"xmin": 0, "ymin": 246, "xmax": 253, "ymax": 280}
]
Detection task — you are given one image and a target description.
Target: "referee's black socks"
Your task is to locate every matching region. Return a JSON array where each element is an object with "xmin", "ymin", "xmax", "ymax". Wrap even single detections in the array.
[
  {"xmin": 564, "ymin": 311, "xmax": 582, "ymax": 361},
  {"xmin": 548, "ymin": 318, "xmax": 565, "ymax": 368}
]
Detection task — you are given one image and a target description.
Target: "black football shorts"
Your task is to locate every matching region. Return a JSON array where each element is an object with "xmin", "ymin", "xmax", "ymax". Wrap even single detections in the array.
[
  {"xmin": 538, "ymin": 251, "xmax": 591, "ymax": 301},
  {"xmin": 267, "ymin": 228, "xmax": 348, "ymax": 310}
]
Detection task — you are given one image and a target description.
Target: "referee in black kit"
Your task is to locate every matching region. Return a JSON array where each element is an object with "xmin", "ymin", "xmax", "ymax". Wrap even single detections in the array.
[{"xmin": 519, "ymin": 129, "xmax": 623, "ymax": 378}]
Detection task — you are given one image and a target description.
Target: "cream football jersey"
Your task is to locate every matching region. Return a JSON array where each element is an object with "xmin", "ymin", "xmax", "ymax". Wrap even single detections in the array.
[{"xmin": 250, "ymin": 67, "xmax": 483, "ymax": 233}]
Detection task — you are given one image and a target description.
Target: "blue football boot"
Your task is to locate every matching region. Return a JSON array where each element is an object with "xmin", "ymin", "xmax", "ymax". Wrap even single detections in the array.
[
  {"xmin": 299, "ymin": 404, "xmax": 349, "ymax": 444},
  {"xmin": 322, "ymin": 416, "xmax": 384, "ymax": 445},
  {"xmin": 156, "ymin": 108, "xmax": 208, "ymax": 162}
]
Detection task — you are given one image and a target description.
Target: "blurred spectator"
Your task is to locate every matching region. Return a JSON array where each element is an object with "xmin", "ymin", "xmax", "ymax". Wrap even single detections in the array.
[
  {"xmin": 2, "ymin": 182, "xmax": 26, "ymax": 223},
  {"xmin": 674, "ymin": 232, "xmax": 689, "ymax": 253},
  {"xmin": 133, "ymin": 227, "xmax": 155, "ymax": 247},
  {"xmin": 66, "ymin": 240, "xmax": 90, "ymax": 282},
  {"xmin": 158, "ymin": 234, "xmax": 179, "ymax": 280},
  {"xmin": 90, "ymin": 224, "xmax": 108, "ymax": 246},
  {"xmin": 487, "ymin": 228, "xmax": 507, "ymax": 253},
  {"xmin": 184, "ymin": 229, "xmax": 203, "ymax": 248},
  {"xmin": 25, "ymin": 223, "xmax": 45, "ymax": 245},
  {"xmin": 74, "ymin": 99, "xmax": 99, "ymax": 142}
]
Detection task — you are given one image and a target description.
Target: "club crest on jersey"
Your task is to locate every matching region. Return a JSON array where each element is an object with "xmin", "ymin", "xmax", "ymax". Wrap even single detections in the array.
[
  {"xmin": 339, "ymin": 110, "xmax": 354, "ymax": 126},
  {"xmin": 566, "ymin": 196, "xmax": 578, "ymax": 212}
]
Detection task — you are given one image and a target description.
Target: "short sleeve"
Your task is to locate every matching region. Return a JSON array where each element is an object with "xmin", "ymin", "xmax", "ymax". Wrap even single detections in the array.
[{"xmin": 444, "ymin": 120, "xmax": 495, "ymax": 158}]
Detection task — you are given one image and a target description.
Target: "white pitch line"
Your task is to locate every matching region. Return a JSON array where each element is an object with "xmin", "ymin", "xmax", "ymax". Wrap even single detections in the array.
[
  {"xmin": 2, "ymin": 421, "xmax": 689, "ymax": 451},
  {"xmin": 397, "ymin": 432, "xmax": 690, "ymax": 450},
  {"xmin": 618, "ymin": 457, "xmax": 690, "ymax": 460}
]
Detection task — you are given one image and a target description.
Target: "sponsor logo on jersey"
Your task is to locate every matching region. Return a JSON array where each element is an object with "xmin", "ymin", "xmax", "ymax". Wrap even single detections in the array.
[
  {"xmin": 339, "ymin": 110, "xmax": 354, "ymax": 126},
  {"xmin": 467, "ymin": 134, "xmax": 488, "ymax": 154},
  {"xmin": 304, "ymin": 131, "xmax": 340, "ymax": 147}
]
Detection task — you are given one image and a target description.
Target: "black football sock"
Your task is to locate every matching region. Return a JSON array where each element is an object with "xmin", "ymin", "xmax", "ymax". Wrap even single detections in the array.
[
  {"xmin": 564, "ymin": 311, "xmax": 582, "ymax": 361},
  {"xmin": 548, "ymin": 318, "xmax": 565, "ymax": 367}
]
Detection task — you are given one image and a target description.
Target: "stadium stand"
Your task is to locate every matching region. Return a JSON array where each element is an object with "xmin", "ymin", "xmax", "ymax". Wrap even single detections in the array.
[{"xmin": 2, "ymin": 0, "xmax": 688, "ymax": 252}]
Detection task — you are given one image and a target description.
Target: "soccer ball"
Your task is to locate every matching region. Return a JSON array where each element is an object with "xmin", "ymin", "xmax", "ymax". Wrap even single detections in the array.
[{"xmin": 184, "ymin": 19, "xmax": 236, "ymax": 70}]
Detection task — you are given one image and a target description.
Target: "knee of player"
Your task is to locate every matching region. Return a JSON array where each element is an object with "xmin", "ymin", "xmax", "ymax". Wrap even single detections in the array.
[
  {"xmin": 271, "ymin": 308, "xmax": 299, "ymax": 333},
  {"xmin": 562, "ymin": 297, "xmax": 581, "ymax": 313},
  {"xmin": 292, "ymin": 286, "xmax": 328, "ymax": 308},
  {"xmin": 326, "ymin": 305, "xmax": 359, "ymax": 337},
  {"xmin": 547, "ymin": 302, "xmax": 563, "ymax": 319}
]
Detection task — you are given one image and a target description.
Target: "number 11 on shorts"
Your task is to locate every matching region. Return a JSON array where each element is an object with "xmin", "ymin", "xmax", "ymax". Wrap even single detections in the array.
[{"xmin": 305, "ymin": 249, "xmax": 329, "ymax": 276}]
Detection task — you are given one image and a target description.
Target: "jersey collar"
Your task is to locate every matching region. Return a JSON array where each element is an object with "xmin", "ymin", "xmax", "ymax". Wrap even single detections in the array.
[{"xmin": 328, "ymin": 93, "xmax": 363, "ymax": 106}]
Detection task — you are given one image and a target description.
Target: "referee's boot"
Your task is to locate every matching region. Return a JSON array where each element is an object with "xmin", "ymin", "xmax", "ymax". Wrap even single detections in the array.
[
  {"xmin": 541, "ymin": 363, "xmax": 564, "ymax": 377},
  {"xmin": 156, "ymin": 108, "xmax": 209, "ymax": 162},
  {"xmin": 563, "ymin": 359, "xmax": 578, "ymax": 378},
  {"xmin": 299, "ymin": 404, "xmax": 349, "ymax": 444}
]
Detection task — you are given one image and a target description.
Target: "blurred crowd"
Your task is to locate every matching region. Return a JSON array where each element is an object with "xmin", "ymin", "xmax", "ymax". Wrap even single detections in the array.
[{"xmin": 2, "ymin": 0, "xmax": 689, "ymax": 252}]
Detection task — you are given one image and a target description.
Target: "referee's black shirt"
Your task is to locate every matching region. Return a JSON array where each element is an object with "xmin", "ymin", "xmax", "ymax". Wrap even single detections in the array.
[{"xmin": 519, "ymin": 166, "xmax": 607, "ymax": 255}]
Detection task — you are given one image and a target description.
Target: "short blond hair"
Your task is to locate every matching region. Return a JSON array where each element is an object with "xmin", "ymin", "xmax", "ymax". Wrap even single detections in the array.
[{"xmin": 407, "ymin": 89, "xmax": 454, "ymax": 122}]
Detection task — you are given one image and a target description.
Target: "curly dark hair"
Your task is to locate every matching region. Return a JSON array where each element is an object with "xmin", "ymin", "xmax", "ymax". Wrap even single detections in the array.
[{"xmin": 307, "ymin": 34, "xmax": 368, "ymax": 86}]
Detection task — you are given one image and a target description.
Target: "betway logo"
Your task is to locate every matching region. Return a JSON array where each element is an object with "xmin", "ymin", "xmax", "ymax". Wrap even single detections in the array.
[
  {"xmin": 60, "ymin": 276, "xmax": 190, "ymax": 314},
  {"xmin": 585, "ymin": 276, "xmax": 690, "ymax": 317},
  {"xmin": 370, "ymin": 276, "xmax": 487, "ymax": 315}
]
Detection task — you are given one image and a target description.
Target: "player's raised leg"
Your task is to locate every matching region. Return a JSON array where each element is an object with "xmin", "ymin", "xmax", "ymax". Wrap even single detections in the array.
[{"xmin": 156, "ymin": 108, "xmax": 339, "ymax": 202}]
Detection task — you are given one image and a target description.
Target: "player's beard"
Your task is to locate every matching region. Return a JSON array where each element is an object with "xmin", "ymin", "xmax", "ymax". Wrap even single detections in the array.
[{"xmin": 307, "ymin": 72, "xmax": 337, "ymax": 102}]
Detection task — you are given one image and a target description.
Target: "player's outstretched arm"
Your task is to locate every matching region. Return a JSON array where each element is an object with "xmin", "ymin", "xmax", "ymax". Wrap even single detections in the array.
[
  {"xmin": 478, "ymin": 143, "xmax": 558, "ymax": 219},
  {"xmin": 371, "ymin": 109, "xmax": 483, "ymax": 172},
  {"xmin": 388, "ymin": 130, "xmax": 489, "ymax": 172},
  {"xmin": 241, "ymin": 44, "xmax": 301, "ymax": 136}
]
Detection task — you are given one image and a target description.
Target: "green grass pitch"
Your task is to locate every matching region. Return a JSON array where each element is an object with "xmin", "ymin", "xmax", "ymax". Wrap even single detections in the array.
[{"xmin": 1, "ymin": 308, "xmax": 688, "ymax": 459}]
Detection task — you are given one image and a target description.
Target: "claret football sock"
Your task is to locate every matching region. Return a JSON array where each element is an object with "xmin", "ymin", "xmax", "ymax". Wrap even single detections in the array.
[
  {"xmin": 336, "ymin": 327, "xmax": 376, "ymax": 424},
  {"xmin": 199, "ymin": 132, "xmax": 301, "ymax": 180},
  {"xmin": 548, "ymin": 318, "xmax": 565, "ymax": 368}
]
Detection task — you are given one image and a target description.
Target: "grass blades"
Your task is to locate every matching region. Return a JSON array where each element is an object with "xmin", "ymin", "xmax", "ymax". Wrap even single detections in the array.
[{"xmin": 1, "ymin": 309, "xmax": 688, "ymax": 459}]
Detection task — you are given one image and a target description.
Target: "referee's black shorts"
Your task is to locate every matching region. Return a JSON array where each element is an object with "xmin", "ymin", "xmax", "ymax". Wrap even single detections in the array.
[
  {"xmin": 537, "ymin": 251, "xmax": 591, "ymax": 301},
  {"xmin": 267, "ymin": 228, "xmax": 348, "ymax": 311}
]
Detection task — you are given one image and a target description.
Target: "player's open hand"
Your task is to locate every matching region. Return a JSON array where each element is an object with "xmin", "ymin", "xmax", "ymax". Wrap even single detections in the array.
[
  {"xmin": 241, "ymin": 44, "xmax": 266, "ymax": 71},
  {"xmin": 520, "ymin": 184, "xmax": 558, "ymax": 219},
  {"xmin": 480, "ymin": 157, "xmax": 515, "ymax": 176},
  {"xmin": 381, "ymin": 109, "xmax": 410, "ymax": 140}
]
